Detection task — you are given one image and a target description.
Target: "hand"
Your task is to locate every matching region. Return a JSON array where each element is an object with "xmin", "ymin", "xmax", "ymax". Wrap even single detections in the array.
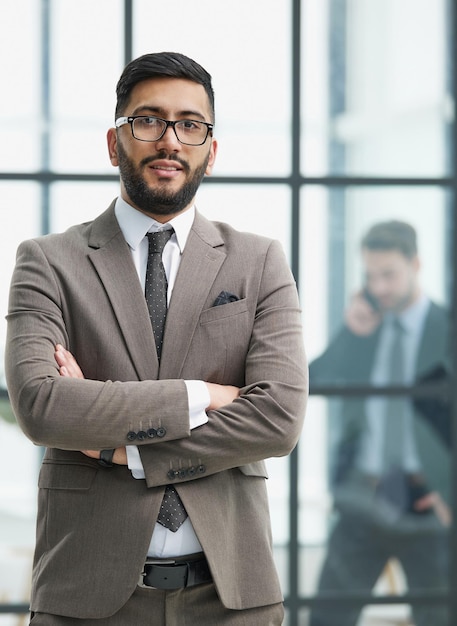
[
  {"xmin": 54, "ymin": 344, "xmax": 127, "ymax": 465},
  {"xmin": 55, "ymin": 344, "xmax": 84, "ymax": 378},
  {"xmin": 345, "ymin": 292, "xmax": 382, "ymax": 336},
  {"xmin": 414, "ymin": 491, "xmax": 452, "ymax": 527},
  {"xmin": 205, "ymin": 382, "xmax": 240, "ymax": 410}
]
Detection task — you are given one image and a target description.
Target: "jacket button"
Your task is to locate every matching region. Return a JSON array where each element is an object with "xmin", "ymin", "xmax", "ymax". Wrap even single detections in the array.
[
  {"xmin": 188, "ymin": 466, "xmax": 196, "ymax": 476},
  {"xmin": 156, "ymin": 427, "xmax": 166, "ymax": 438},
  {"xmin": 178, "ymin": 469, "xmax": 187, "ymax": 479},
  {"xmin": 147, "ymin": 428, "xmax": 156, "ymax": 438},
  {"xmin": 127, "ymin": 431, "xmax": 137, "ymax": 441},
  {"xmin": 167, "ymin": 469, "xmax": 178, "ymax": 480},
  {"xmin": 137, "ymin": 431, "xmax": 147, "ymax": 441},
  {"xmin": 197, "ymin": 464, "xmax": 206, "ymax": 474}
]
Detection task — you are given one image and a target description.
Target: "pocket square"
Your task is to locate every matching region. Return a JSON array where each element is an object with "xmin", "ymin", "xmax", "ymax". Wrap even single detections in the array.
[{"xmin": 213, "ymin": 291, "xmax": 239, "ymax": 307}]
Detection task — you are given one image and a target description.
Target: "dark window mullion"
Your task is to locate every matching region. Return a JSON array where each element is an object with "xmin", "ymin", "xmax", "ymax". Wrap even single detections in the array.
[{"xmin": 40, "ymin": 0, "xmax": 51, "ymax": 235}]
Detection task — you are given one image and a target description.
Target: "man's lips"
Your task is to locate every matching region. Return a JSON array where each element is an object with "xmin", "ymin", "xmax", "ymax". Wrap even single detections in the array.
[
  {"xmin": 143, "ymin": 160, "xmax": 183, "ymax": 180},
  {"xmin": 141, "ymin": 157, "xmax": 187, "ymax": 179},
  {"xmin": 148, "ymin": 160, "xmax": 182, "ymax": 172}
]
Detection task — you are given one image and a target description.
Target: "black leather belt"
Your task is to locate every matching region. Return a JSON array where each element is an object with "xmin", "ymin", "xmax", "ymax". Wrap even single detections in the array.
[{"xmin": 140, "ymin": 553, "xmax": 212, "ymax": 590}]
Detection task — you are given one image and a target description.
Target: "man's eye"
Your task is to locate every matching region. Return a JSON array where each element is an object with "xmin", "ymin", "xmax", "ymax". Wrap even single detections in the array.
[
  {"xmin": 140, "ymin": 117, "xmax": 158, "ymax": 126},
  {"xmin": 179, "ymin": 120, "xmax": 202, "ymax": 132}
]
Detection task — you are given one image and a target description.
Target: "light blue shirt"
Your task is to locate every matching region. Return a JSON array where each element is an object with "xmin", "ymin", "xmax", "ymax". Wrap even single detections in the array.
[{"xmin": 357, "ymin": 294, "xmax": 430, "ymax": 474}]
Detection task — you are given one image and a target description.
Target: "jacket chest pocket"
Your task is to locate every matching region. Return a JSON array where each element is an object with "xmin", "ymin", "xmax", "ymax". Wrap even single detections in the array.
[{"xmin": 186, "ymin": 299, "xmax": 250, "ymax": 384}]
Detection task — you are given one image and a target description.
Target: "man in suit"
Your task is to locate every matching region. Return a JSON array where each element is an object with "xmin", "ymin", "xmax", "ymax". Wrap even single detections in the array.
[
  {"xmin": 309, "ymin": 220, "xmax": 450, "ymax": 626},
  {"xmin": 5, "ymin": 52, "xmax": 308, "ymax": 625}
]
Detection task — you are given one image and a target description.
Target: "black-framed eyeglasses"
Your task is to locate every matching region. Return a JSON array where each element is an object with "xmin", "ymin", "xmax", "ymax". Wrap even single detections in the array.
[{"xmin": 115, "ymin": 115, "xmax": 214, "ymax": 146}]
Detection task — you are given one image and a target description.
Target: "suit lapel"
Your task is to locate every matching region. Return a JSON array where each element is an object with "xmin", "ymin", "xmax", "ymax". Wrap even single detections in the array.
[
  {"xmin": 415, "ymin": 302, "xmax": 448, "ymax": 378},
  {"xmin": 86, "ymin": 206, "xmax": 226, "ymax": 381},
  {"xmin": 87, "ymin": 204, "xmax": 159, "ymax": 380},
  {"xmin": 159, "ymin": 212, "xmax": 226, "ymax": 378}
]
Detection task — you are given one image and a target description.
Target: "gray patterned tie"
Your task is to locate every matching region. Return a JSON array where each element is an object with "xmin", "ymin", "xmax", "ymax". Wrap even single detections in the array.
[
  {"xmin": 145, "ymin": 229, "xmax": 188, "ymax": 532},
  {"xmin": 145, "ymin": 230, "xmax": 173, "ymax": 359},
  {"xmin": 384, "ymin": 317, "xmax": 406, "ymax": 468}
]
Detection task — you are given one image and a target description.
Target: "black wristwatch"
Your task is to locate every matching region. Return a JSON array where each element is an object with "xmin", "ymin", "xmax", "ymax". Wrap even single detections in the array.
[{"xmin": 98, "ymin": 449, "xmax": 115, "ymax": 468}]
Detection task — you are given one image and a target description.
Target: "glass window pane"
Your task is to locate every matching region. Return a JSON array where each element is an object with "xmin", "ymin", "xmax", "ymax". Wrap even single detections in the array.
[
  {"xmin": 360, "ymin": 603, "xmax": 414, "ymax": 625},
  {"xmin": 50, "ymin": 0, "xmax": 123, "ymax": 173},
  {"xmin": 299, "ymin": 190, "xmax": 451, "ymax": 622},
  {"xmin": 133, "ymin": 0, "xmax": 291, "ymax": 177},
  {"xmin": 0, "ymin": 183, "xmax": 42, "ymax": 384},
  {"xmin": 301, "ymin": 604, "xmax": 416, "ymax": 626},
  {"xmin": 198, "ymin": 184, "xmax": 291, "ymax": 260},
  {"xmin": 301, "ymin": 395, "xmax": 450, "ymax": 621},
  {"xmin": 298, "ymin": 397, "xmax": 329, "ymax": 598},
  {"xmin": 50, "ymin": 182, "xmax": 120, "ymax": 234},
  {"xmin": 267, "ymin": 456, "xmax": 290, "ymax": 595},
  {"xmin": 302, "ymin": 0, "xmax": 451, "ymax": 177},
  {"xmin": 301, "ymin": 186, "xmax": 449, "ymax": 363},
  {"xmin": 0, "ymin": 0, "xmax": 41, "ymax": 171},
  {"xmin": 0, "ymin": 411, "xmax": 38, "ymax": 613},
  {"xmin": 0, "ymin": 183, "xmax": 41, "ymax": 615}
]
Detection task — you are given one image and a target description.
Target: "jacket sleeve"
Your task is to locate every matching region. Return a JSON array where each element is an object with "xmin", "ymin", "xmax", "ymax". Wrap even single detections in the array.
[{"xmin": 5, "ymin": 238, "xmax": 191, "ymax": 450}]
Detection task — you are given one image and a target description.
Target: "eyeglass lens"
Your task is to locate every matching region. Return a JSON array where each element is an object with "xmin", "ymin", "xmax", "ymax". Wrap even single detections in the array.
[{"xmin": 132, "ymin": 117, "xmax": 208, "ymax": 145}]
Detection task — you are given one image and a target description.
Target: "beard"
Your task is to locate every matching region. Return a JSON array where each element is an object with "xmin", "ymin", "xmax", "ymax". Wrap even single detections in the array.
[
  {"xmin": 378, "ymin": 285, "xmax": 416, "ymax": 314},
  {"xmin": 117, "ymin": 140, "xmax": 210, "ymax": 217}
]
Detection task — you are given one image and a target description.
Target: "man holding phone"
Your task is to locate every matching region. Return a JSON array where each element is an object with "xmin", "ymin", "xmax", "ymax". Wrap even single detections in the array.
[{"xmin": 309, "ymin": 220, "xmax": 450, "ymax": 626}]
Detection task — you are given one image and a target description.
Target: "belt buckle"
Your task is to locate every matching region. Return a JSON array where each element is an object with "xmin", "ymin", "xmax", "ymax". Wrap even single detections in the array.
[
  {"xmin": 138, "ymin": 559, "xmax": 171, "ymax": 588},
  {"xmin": 138, "ymin": 571, "xmax": 151, "ymax": 589}
]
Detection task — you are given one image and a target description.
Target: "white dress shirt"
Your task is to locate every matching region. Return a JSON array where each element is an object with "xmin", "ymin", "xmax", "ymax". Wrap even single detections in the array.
[
  {"xmin": 357, "ymin": 294, "xmax": 430, "ymax": 475},
  {"xmin": 115, "ymin": 196, "xmax": 209, "ymax": 557}
]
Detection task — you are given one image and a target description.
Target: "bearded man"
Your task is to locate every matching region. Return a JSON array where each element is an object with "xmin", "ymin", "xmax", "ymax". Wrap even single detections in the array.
[{"xmin": 5, "ymin": 52, "xmax": 307, "ymax": 626}]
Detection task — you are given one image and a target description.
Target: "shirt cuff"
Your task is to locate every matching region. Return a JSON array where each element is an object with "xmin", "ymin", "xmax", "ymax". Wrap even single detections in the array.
[
  {"xmin": 126, "ymin": 445, "xmax": 145, "ymax": 479},
  {"xmin": 127, "ymin": 380, "xmax": 209, "ymax": 480},
  {"xmin": 185, "ymin": 379, "xmax": 210, "ymax": 430}
]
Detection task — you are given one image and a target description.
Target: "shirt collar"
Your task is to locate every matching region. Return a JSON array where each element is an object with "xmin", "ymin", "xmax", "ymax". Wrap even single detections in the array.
[
  {"xmin": 114, "ymin": 196, "xmax": 195, "ymax": 254},
  {"xmin": 385, "ymin": 292, "xmax": 430, "ymax": 335}
]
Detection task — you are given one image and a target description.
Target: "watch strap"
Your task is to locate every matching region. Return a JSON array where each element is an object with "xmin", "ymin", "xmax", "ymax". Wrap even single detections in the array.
[{"xmin": 98, "ymin": 449, "xmax": 115, "ymax": 468}]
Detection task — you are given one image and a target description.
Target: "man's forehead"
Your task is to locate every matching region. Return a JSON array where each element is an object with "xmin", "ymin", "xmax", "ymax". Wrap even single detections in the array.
[
  {"xmin": 363, "ymin": 248, "xmax": 416, "ymax": 273},
  {"xmin": 363, "ymin": 248, "xmax": 407, "ymax": 261},
  {"xmin": 127, "ymin": 77, "xmax": 210, "ymax": 116}
]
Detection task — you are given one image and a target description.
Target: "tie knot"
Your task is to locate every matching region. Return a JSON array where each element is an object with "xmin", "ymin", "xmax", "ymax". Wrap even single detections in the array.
[{"xmin": 147, "ymin": 229, "xmax": 173, "ymax": 254}]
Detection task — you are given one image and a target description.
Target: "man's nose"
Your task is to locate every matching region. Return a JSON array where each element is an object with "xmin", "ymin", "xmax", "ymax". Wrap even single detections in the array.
[
  {"xmin": 370, "ymin": 280, "xmax": 389, "ymax": 297},
  {"xmin": 155, "ymin": 124, "xmax": 181, "ymax": 150}
]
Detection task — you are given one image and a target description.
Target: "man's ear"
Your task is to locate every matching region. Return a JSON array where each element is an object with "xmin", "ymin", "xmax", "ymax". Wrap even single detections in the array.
[
  {"xmin": 107, "ymin": 128, "xmax": 119, "ymax": 166},
  {"xmin": 205, "ymin": 138, "xmax": 218, "ymax": 176},
  {"xmin": 412, "ymin": 254, "xmax": 421, "ymax": 273}
]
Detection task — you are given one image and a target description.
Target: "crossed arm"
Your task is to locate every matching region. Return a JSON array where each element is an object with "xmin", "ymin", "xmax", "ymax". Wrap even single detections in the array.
[{"xmin": 54, "ymin": 344, "xmax": 240, "ymax": 465}]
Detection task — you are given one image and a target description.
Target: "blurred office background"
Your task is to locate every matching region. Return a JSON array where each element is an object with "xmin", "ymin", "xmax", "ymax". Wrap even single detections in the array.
[{"xmin": 0, "ymin": 1, "xmax": 454, "ymax": 624}]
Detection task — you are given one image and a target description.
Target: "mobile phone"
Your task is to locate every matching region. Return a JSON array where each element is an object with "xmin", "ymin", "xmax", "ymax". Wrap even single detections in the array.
[{"xmin": 362, "ymin": 287, "xmax": 380, "ymax": 312}]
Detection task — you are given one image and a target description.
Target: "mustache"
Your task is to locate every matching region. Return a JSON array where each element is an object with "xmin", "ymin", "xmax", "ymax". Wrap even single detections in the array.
[{"xmin": 140, "ymin": 152, "xmax": 189, "ymax": 173}]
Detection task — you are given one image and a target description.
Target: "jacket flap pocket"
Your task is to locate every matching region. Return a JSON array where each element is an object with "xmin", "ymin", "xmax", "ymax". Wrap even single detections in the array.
[{"xmin": 39, "ymin": 462, "xmax": 97, "ymax": 490}]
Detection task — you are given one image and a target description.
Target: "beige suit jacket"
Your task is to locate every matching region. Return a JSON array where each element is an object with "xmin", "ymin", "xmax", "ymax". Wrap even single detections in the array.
[{"xmin": 5, "ymin": 202, "xmax": 308, "ymax": 619}]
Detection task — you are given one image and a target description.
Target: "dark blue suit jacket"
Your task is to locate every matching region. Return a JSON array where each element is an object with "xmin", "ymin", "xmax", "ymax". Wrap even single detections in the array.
[{"xmin": 309, "ymin": 302, "xmax": 450, "ymax": 500}]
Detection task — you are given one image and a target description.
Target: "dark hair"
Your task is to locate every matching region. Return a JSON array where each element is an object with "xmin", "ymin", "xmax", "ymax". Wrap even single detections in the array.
[
  {"xmin": 361, "ymin": 220, "xmax": 418, "ymax": 259},
  {"xmin": 115, "ymin": 51, "xmax": 215, "ymax": 122}
]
